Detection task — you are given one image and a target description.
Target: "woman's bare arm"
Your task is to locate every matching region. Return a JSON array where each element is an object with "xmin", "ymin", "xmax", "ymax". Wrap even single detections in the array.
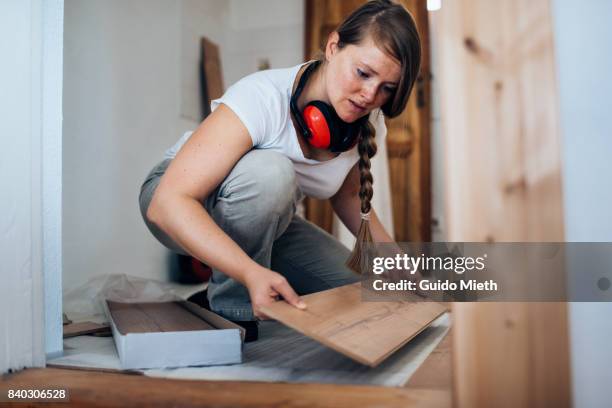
[{"xmin": 146, "ymin": 104, "xmax": 305, "ymax": 317}]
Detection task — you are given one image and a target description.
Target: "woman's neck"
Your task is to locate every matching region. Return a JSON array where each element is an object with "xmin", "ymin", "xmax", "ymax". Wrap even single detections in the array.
[{"xmin": 297, "ymin": 62, "xmax": 328, "ymax": 110}]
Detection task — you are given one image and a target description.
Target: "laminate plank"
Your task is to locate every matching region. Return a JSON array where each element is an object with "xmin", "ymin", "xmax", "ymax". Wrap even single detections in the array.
[
  {"xmin": 107, "ymin": 301, "xmax": 214, "ymax": 334},
  {"xmin": 260, "ymin": 283, "xmax": 447, "ymax": 367},
  {"xmin": 63, "ymin": 322, "xmax": 110, "ymax": 338}
]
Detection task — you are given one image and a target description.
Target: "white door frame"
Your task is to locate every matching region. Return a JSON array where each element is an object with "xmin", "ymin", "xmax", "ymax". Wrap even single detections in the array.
[{"xmin": 0, "ymin": 0, "xmax": 63, "ymax": 373}]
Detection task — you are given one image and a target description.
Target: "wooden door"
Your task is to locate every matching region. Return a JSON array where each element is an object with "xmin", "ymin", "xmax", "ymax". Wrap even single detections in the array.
[
  {"xmin": 304, "ymin": 0, "xmax": 432, "ymax": 242},
  {"xmin": 435, "ymin": 0, "xmax": 571, "ymax": 406}
]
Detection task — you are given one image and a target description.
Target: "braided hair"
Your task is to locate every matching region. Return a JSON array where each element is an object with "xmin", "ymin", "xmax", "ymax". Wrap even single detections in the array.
[
  {"xmin": 357, "ymin": 121, "xmax": 377, "ymax": 215},
  {"xmin": 337, "ymin": 0, "xmax": 421, "ymax": 273}
]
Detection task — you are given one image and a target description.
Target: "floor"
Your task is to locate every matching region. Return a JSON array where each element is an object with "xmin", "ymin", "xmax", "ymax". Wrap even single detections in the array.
[{"xmin": 1, "ymin": 332, "xmax": 451, "ymax": 408}]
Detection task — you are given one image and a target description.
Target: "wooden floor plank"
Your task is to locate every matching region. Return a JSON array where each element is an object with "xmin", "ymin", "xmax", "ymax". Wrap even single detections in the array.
[
  {"xmin": 107, "ymin": 301, "xmax": 214, "ymax": 334},
  {"xmin": 2, "ymin": 367, "xmax": 450, "ymax": 408},
  {"xmin": 62, "ymin": 322, "xmax": 110, "ymax": 338},
  {"xmin": 261, "ymin": 283, "xmax": 447, "ymax": 367}
]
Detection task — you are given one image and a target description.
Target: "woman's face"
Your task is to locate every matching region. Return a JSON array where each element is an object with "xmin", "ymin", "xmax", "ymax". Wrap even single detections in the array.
[{"xmin": 324, "ymin": 32, "xmax": 401, "ymax": 123}]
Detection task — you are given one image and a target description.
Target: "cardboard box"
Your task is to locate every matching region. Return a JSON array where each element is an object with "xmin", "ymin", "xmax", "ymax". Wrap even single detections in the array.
[{"xmin": 104, "ymin": 300, "xmax": 244, "ymax": 370}]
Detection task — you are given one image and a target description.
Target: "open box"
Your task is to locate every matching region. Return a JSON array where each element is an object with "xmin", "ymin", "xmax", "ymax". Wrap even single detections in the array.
[{"xmin": 103, "ymin": 300, "xmax": 245, "ymax": 370}]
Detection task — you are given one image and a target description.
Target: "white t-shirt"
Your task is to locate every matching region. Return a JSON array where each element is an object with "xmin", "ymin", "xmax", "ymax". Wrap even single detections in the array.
[{"xmin": 164, "ymin": 63, "xmax": 387, "ymax": 200}]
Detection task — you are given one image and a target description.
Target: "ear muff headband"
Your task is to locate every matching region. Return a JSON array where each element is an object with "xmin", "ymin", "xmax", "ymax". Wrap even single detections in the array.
[{"xmin": 290, "ymin": 61, "xmax": 320, "ymax": 141}]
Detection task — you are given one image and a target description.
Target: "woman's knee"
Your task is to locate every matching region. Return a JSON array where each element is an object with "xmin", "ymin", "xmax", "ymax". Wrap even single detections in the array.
[
  {"xmin": 138, "ymin": 160, "xmax": 188, "ymax": 255},
  {"xmin": 217, "ymin": 150, "xmax": 299, "ymax": 217}
]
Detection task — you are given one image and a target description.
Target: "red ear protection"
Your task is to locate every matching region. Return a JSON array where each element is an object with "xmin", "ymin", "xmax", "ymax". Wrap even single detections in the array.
[
  {"xmin": 290, "ymin": 61, "xmax": 365, "ymax": 153},
  {"xmin": 303, "ymin": 104, "xmax": 331, "ymax": 149}
]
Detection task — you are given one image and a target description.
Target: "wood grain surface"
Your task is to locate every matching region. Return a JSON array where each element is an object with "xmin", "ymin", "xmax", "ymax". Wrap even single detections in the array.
[
  {"xmin": 1, "ymin": 367, "xmax": 450, "ymax": 408},
  {"xmin": 435, "ymin": 0, "xmax": 571, "ymax": 406},
  {"xmin": 260, "ymin": 283, "xmax": 447, "ymax": 367},
  {"xmin": 63, "ymin": 322, "xmax": 111, "ymax": 338},
  {"xmin": 107, "ymin": 301, "xmax": 214, "ymax": 335},
  {"xmin": 26, "ymin": 325, "xmax": 453, "ymax": 407}
]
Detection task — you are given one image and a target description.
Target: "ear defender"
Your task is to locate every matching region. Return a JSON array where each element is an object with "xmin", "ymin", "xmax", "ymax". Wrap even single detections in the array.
[
  {"xmin": 302, "ymin": 101, "xmax": 336, "ymax": 149},
  {"xmin": 290, "ymin": 61, "xmax": 364, "ymax": 153}
]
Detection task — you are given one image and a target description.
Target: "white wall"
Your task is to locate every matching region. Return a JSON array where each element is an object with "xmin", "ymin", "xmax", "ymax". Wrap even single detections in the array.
[
  {"xmin": 63, "ymin": 0, "xmax": 182, "ymax": 293},
  {"xmin": 63, "ymin": 0, "xmax": 303, "ymax": 294},
  {"xmin": 180, "ymin": 0, "xmax": 304, "ymax": 122},
  {"xmin": 225, "ymin": 0, "xmax": 304, "ymax": 84},
  {"xmin": 179, "ymin": 0, "xmax": 228, "ymax": 123},
  {"xmin": 552, "ymin": 1, "xmax": 612, "ymax": 407},
  {"xmin": 0, "ymin": 0, "xmax": 62, "ymax": 371},
  {"xmin": 42, "ymin": 0, "xmax": 65, "ymax": 360}
]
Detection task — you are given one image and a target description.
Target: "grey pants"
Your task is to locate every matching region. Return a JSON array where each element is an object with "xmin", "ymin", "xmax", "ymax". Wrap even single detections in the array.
[{"xmin": 139, "ymin": 150, "xmax": 358, "ymax": 321}]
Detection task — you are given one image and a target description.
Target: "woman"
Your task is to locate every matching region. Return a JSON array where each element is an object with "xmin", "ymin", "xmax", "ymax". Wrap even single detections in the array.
[{"xmin": 139, "ymin": 0, "xmax": 421, "ymax": 337}]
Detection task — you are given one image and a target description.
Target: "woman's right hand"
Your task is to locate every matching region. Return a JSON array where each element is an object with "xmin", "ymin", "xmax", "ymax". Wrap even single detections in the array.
[{"xmin": 244, "ymin": 267, "xmax": 307, "ymax": 319}]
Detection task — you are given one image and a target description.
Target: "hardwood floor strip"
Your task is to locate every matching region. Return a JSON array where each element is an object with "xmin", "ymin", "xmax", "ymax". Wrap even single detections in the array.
[
  {"xmin": 62, "ymin": 322, "xmax": 110, "ymax": 338},
  {"xmin": 261, "ymin": 283, "xmax": 447, "ymax": 367},
  {"xmin": 107, "ymin": 301, "xmax": 214, "ymax": 334}
]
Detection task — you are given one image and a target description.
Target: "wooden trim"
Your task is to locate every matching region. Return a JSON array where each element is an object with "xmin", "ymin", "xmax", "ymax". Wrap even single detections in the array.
[
  {"xmin": 2, "ymin": 367, "xmax": 450, "ymax": 407},
  {"xmin": 387, "ymin": 140, "xmax": 413, "ymax": 159},
  {"xmin": 414, "ymin": 0, "xmax": 432, "ymax": 243},
  {"xmin": 385, "ymin": 0, "xmax": 432, "ymax": 242}
]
